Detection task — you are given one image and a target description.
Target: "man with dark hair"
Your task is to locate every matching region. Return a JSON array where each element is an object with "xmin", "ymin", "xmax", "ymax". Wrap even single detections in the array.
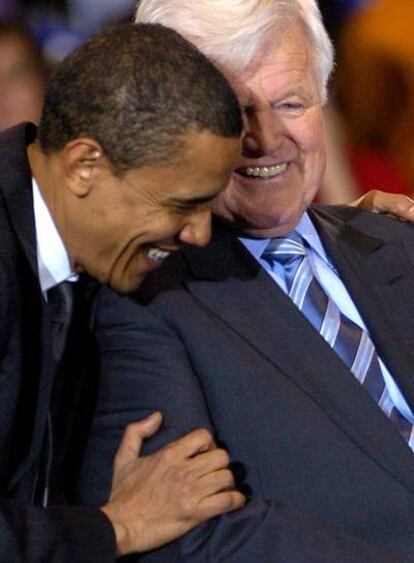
[
  {"xmin": 38, "ymin": 23, "xmax": 242, "ymax": 174},
  {"xmin": 0, "ymin": 22, "xmax": 243, "ymax": 562},
  {"xmin": 74, "ymin": 2, "xmax": 414, "ymax": 562}
]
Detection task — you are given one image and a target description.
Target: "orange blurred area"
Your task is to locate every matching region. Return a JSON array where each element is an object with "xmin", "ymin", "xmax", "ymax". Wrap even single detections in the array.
[{"xmin": 335, "ymin": 0, "xmax": 414, "ymax": 198}]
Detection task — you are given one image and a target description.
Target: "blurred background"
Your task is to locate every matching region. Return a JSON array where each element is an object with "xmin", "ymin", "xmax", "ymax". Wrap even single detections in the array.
[{"xmin": 0, "ymin": 0, "xmax": 412, "ymax": 203}]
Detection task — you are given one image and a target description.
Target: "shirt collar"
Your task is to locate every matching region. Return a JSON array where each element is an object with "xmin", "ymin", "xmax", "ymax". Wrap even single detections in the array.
[
  {"xmin": 238, "ymin": 212, "xmax": 332, "ymax": 267},
  {"xmin": 32, "ymin": 177, "xmax": 77, "ymax": 292}
]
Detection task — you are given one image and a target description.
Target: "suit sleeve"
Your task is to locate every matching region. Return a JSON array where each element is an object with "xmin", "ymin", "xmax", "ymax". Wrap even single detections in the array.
[
  {"xmin": 76, "ymin": 288, "xmax": 402, "ymax": 563},
  {"xmin": 0, "ymin": 503, "xmax": 116, "ymax": 563},
  {"xmin": 0, "ymin": 258, "xmax": 11, "ymax": 360}
]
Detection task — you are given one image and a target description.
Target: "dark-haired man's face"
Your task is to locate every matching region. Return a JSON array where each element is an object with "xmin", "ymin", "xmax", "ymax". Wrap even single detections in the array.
[{"xmin": 70, "ymin": 129, "xmax": 240, "ymax": 293}]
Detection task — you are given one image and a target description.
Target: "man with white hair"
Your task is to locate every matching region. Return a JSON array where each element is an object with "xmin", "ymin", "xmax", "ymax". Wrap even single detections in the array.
[{"xmin": 78, "ymin": 1, "xmax": 414, "ymax": 560}]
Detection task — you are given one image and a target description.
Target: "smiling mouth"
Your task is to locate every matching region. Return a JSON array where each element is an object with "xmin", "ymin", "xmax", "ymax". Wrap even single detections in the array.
[
  {"xmin": 237, "ymin": 163, "xmax": 289, "ymax": 179},
  {"xmin": 145, "ymin": 247, "xmax": 172, "ymax": 263}
]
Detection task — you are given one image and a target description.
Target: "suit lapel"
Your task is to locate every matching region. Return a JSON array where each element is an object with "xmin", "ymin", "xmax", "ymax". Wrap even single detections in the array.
[
  {"xmin": 9, "ymin": 303, "xmax": 55, "ymax": 492},
  {"xmin": 311, "ymin": 207, "xmax": 414, "ymax": 408},
  {"xmin": 0, "ymin": 123, "xmax": 39, "ymax": 276},
  {"xmin": 183, "ymin": 218, "xmax": 414, "ymax": 493},
  {"xmin": 0, "ymin": 124, "xmax": 55, "ymax": 491}
]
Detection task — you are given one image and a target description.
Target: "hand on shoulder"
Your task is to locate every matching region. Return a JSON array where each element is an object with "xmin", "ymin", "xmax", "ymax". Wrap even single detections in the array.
[{"xmin": 350, "ymin": 190, "xmax": 414, "ymax": 222}]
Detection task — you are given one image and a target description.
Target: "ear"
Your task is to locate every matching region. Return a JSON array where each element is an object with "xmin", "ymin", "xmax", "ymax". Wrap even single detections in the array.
[{"xmin": 60, "ymin": 138, "xmax": 104, "ymax": 196}]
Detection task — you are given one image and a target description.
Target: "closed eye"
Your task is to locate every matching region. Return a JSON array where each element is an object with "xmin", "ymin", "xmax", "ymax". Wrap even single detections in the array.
[
  {"xmin": 275, "ymin": 102, "xmax": 304, "ymax": 112},
  {"xmin": 169, "ymin": 194, "xmax": 216, "ymax": 211}
]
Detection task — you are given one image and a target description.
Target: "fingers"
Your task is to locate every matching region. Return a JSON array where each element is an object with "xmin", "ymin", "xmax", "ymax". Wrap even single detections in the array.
[
  {"xmin": 197, "ymin": 468, "xmax": 236, "ymax": 495},
  {"xmin": 369, "ymin": 191, "xmax": 414, "ymax": 218},
  {"xmin": 184, "ymin": 447, "xmax": 230, "ymax": 479},
  {"xmin": 351, "ymin": 190, "xmax": 414, "ymax": 221},
  {"xmin": 113, "ymin": 412, "xmax": 162, "ymax": 475},
  {"xmin": 105, "ymin": 424, "xmax": 246, "ymax": 555},
  {"xmin": 382, "ymin": 194, "xmax": 414, "ymax": 221},
  {"xmin": 348, "ymin": 194, "xmax": 367, "ymax": 208},
  {"xmin": 162, "ymin": 427, "xmax": 216, "ymax": 459},
  {"xmin": 197, "ymin": 489, "xmax": 246, "ymax": 520},
  {"xmin": 134, "ymin": 411, "xmax": 163, "ymax": 441}
]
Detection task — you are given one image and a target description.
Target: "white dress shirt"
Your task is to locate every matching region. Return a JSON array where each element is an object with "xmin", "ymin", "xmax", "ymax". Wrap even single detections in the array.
[{"xmin": 32, "ymin": 177, "xmax": 78, "ymax": 294}]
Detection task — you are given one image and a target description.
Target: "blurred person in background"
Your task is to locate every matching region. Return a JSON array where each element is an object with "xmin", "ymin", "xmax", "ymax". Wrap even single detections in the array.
[
  {"xmin": 336, "ymin": 0, "xmax": 414, "ymax": 197},
  {"xmin": 0, "ymin": 0, "xmax": 22, "ymax": 20},
  {"xmin": 0, "ymin": 22, "xmax": 47, "ymax": 131},
  {"xmin": 317, "ymin": 0, "xmax": 371, "ymax": 204}
]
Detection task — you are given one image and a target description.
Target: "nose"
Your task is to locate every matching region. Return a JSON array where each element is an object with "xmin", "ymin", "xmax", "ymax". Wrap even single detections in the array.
[
  {"xmin": 178, "ymin": 208, "xmax": 212, "ymax": 248},
  {"xmin": 243, "ymin": 108, "xmax": 284, "ymax": 157}
]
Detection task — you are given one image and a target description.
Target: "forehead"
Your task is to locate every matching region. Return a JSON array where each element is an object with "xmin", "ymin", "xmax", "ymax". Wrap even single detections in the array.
[
  {"xmin": 227, "ymin": 23, "xmax": 318, "ymax": 101},
  {"xmin": 122, "ymin": 129, "xmax": 240, "ymax": 199}
]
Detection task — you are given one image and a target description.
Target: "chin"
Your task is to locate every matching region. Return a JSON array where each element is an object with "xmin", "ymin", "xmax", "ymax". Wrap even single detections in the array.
[
  {"xmin": 107, "ymin": 274, "xmax": 143, "ymax": 294},
  {"xmin": 241, "ymin": 202, "xmax": 304, "ymax": 234},
  {"xmin": 244, "ymin": 223, "xmax": 296, "ymax": 239}
]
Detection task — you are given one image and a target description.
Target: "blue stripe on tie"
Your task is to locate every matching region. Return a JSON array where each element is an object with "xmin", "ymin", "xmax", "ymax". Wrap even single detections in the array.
[
  {"xmin": 262, "ymin": 232, "xmax": 414, "ymax": 450},
  {"xmin": 331, "ymin": 317, "xmax": 361, "ymax": 372},
  {"xmin": 363, "ymin": 358, "xmax": 386, "ymax": 403}
]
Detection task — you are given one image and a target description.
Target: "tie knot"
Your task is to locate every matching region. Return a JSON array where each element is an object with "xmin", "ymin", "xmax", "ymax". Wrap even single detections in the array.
[{"xmin": 262, "ymin": 232, "xmax": 307, "ymax": 266}]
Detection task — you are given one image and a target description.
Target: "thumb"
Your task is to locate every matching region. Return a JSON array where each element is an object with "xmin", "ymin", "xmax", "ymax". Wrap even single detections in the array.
[
  {"xmin": 133, "ymin": 411, "xmax": 163, "ymax": 443},
  {"xmin": 113, "ymin": 412, "xmax": 162, "ymax": 476}
]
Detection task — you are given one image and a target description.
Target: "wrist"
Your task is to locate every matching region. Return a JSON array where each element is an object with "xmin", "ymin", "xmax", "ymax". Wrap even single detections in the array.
[{"xmin": 100, "ymin": 505, "xmax": 131, "ymax": 556}]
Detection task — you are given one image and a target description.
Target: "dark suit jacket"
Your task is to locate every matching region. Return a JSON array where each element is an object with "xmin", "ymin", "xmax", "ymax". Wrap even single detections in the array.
[
  {"xmin": 0, "ymin": 123, "xmax": 115, "ymax": 562},
  {"xmin": 79, "ymin": 206, "xmax": 414, "ymax": 562}
]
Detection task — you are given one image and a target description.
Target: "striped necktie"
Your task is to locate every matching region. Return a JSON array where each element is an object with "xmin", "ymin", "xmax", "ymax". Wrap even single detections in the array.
[{"xmin": 262, "ymin": 232, "xmax": 414, "ymax": 448}]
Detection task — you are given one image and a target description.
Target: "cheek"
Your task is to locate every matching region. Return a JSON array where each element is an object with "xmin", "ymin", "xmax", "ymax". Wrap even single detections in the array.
[
  {"xmin": 298, "ymin": 117, "xmax": 326, "ymax": 185},
  {"xmin": 297, "ymin": 112, "xmax": 324, "ymax": 152},
  {"xmin": 162, "ymin": 213, "xmax": 185, "ymax": 232},
  {"xmin": 144, "ymin": 213, "xmax": 187, "ymax": 241},
  {"xmin": 302, "ymin": 129, "xmax": 326, "ymax": 201},
  {"xmin": 211, "ymin": 179, "xmax": 238, "ymax": 216}
]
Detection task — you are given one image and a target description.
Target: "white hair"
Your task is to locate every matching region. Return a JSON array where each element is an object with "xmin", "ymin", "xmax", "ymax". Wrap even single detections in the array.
[{"xmin": 135, "ymin": 0, "xmax": 335, "ymax": 102}]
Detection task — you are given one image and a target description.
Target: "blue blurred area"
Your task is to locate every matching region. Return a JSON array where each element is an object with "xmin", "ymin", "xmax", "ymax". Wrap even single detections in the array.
[
  {"xmin": 318, "ymin": 0, "xmax": 370, "ymax": 42},
  {"xmin": 0, "ymin": 0, "xmax": 372, "ymax": 64},
  {"xmin": 0, "ymin": 0, "xmax": 137, "ymax": 63},
  {"xmin": 339, "ymin": 0, "xmax": 368, "ymax": 17}
]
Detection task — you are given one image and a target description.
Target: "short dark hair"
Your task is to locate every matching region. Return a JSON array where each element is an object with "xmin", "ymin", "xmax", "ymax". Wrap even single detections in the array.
[{"xmin": 38, "ymin": 23, "xmax": 242, "ymax": 172}]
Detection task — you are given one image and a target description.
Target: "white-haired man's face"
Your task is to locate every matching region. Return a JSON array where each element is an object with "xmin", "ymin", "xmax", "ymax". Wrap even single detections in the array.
[{"xmin": 212, "ymin": 22, "xmax": 326, "ymax": 237}]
